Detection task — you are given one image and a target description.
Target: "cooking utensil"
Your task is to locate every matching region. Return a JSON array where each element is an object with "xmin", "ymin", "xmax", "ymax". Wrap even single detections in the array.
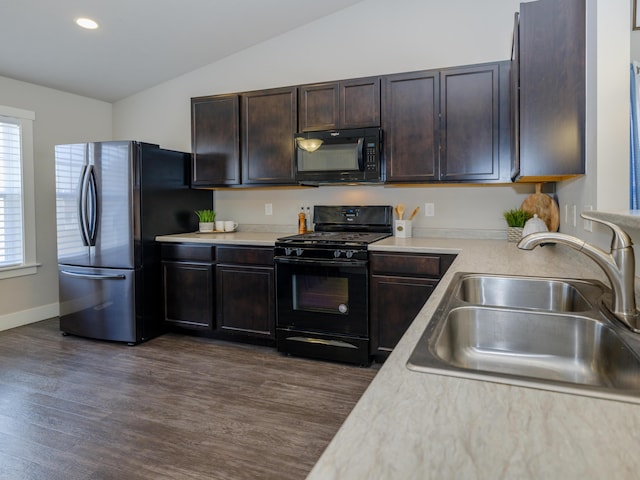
[
  {"xmin": 396, "ymin": 204, "xmax": 405, "ymax": 220},
  {"xmin": 408, "ymin": 206, "xmax": 420, "ymax": 221},
  {"xmin": 521, "ymin": 183, "xmax": 560, "ymax": 232}
]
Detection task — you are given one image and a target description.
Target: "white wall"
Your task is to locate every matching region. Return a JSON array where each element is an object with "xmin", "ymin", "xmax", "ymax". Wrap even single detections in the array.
[
  {"xmin": 0, "ymin": 76, "xmax": 112, "ymax": 330},
  {"xmin": 114, "ymin": 0, "xmax": 536, "ymax": 237},
  {"xmin": 631, "ymin": 0, "xmax": 640, "ymax": 60},
  {"xmin": 557, "ymin": 0, "xmax": 630, "ymax": 252}
]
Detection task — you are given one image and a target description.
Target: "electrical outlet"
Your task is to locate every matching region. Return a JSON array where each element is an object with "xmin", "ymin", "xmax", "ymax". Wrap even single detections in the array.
[
  {"xmin": 265, "ymin": 203, "xmax": 273, "ymax": 215},
  {"xmin": 583, "ymin": 205, "xmax": 593, "ymax": 232},
  {"xmin": 424, "ymin": 203, "xmax": 435, "ymax": 217}
]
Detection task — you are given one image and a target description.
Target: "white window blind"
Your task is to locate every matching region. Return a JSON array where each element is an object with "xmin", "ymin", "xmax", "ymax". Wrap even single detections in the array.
[
  {"xmin": 0, "ymin": 105, "xmax": 36, "ymax": 279},
  {"xmin": 0, "ymin": 115, "xmax": 23, "ymax": 267}
]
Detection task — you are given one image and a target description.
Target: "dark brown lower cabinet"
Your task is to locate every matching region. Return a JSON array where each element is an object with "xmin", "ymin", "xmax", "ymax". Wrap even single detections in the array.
[
  {"xmin": 369, "ymin": 252, "xmax": 456, "ymax": 360},
  {"xmin": 216, "ymin": 246, "xmax": 275, "ymax": 341},
  {"xmin": 161, "ymin": 244, "xmax": 216, "ymax": 330}
]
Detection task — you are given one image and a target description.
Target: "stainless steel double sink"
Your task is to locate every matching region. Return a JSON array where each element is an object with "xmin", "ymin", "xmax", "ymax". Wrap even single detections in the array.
[{"xmin": 407, "ymin": 273, "xmax": 640, "ymax": 403}]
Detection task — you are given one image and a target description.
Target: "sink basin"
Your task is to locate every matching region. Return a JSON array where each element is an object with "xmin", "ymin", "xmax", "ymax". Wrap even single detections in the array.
[
  {"xmin": 455, "ymin": 274, "xmax": 592, "ymax": 312},
  {"xmin": 430, "ymin": 307, "xmax": 640, "ymax": 387},
  {"xmin": 407, "ymin": 273, "xmax": 640, "ymax": 403}
]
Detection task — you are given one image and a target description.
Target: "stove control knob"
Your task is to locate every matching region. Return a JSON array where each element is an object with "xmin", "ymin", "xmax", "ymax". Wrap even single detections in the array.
[
  {"xmin": 334, "ymin": 250, "xmax": 342, "ymax": 258},
  {"xmin": 295, "ymin": 248, "xmax": 304, "ymax": 256},
  {"xmin": 346, "ymin": 250, "xmax": 354, "ymax": 259},
  {"xmin": 285, "ymin": 248, "xmax": 293, "ymax": 256}
]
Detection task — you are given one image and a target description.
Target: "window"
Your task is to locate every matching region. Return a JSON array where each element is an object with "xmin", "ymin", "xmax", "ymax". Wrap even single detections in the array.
[{"xmin": 0, "ymin": 105, "xmax": 37, "ymax": 279}]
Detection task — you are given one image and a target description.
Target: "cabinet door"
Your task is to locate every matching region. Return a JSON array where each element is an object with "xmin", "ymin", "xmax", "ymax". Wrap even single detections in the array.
[
  {"xmin": 216, "ymin": 264, "xmax": 275, "ymax": 339},
  {"xmin": 191, "ymin": 94, "xmax": 240, "ymax": 186},
  {"xmin": 299, "ymin": 77, "xmax": 380, "ymax": 132},
  {"xmin": 339, "ymin": 77, "xmax": 381, "ymax": 129},
  {"xmin": 383, "ymin": 70, "xmax": 440, "ymax": 182},
  {"xmin": 162, "ymin": 261, "xmax": 214, "ymax": 330},
  {"xmin": 299, "ymin": 82, "xmax": 340, "ymax": 132},
  {"xmin": 517, "ymin": 0, "xmax": 585, "ymax": 179},
  {"xmin": 370, "ymin": 275, "xmax": 437, "ymax": 356},
  {"xmin": 241, "ymin": 87, "xmax": 297, "ymax": 185},
  {"xmin": 439, "ymin": 64, "xmax": 501, "ymax": 182}
]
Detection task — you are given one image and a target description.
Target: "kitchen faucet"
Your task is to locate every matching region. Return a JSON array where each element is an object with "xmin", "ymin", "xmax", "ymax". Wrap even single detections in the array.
[{"xmin": 517, "ymin": 214, "xmax": 640, "ymax": 332}]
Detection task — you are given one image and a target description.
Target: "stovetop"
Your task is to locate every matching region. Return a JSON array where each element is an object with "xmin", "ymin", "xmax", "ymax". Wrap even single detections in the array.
[
  {"xmin": 276, "ymin": 230, "xmax": 391, "ymax": 247},
  {"xmin": 275, "ymin": 205, "xmax": 393, "ymax": 260},
  {"xmin": 276, "ymin": 205, "xmax": 393, "ymax": 250}
]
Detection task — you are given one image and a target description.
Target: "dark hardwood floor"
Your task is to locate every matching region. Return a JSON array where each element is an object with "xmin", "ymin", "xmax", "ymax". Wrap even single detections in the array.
[{"xmin": 0, "ymin": 319, "xmax": 378, "ymax": 480}]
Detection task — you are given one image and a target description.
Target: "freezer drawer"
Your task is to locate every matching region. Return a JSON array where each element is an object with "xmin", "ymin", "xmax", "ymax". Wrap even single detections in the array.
[{"xmin": 58, "ymin": 265, "xmax": 137, "ymax": 343}]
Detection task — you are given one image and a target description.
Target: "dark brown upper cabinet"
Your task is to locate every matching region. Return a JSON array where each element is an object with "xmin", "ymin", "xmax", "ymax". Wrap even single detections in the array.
[
  {"xmin": 191, "ymin": 94, "xmax": 241, "ymax": 187},
  {"xmin": 241, "ymin": 87, "xmax": 298, "ymax": 185},
  {"xmin": 512, "ymin": 0, "xmax": 585, "ymax": 181},
  {"xmin": 383, "ymin": 61, "xmax": 511, "ymax": 184},
  {"xmin": 440, "ymin": 63, "xmax": 507, "ymax": 182},
  {"xmin": 299, "ymin": 77, "xmax": 381, "ymax": 132},
  {"xmin": 383, "ymin": 70, "xmax": 440, "ymax": 182},
  {"xmin": 191, "ymin": 61, "xmax": 516, "ymax": 188}
]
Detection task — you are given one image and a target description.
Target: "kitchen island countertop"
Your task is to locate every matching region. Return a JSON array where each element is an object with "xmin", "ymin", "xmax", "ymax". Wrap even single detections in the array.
[{"xmin": 308, "ymin": 236, "xmax": 640, "ymax": 479}]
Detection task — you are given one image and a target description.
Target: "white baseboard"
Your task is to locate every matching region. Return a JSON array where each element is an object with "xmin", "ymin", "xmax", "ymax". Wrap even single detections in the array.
[{"xmin": 0, "ymin": 303, "xmax": 59, "ymax": 332}]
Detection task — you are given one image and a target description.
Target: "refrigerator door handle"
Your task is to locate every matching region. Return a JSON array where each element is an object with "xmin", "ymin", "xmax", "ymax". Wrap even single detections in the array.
[
  {"xmin": 78, "ymin": 165, "xmax": 91, "ymax": 246},
  {"xmin": 86, "ymin": 165, "xmax": 99, "ymax": 245},
  {"xmin": 60, "ymin": 270, "xmax": 126, "ymax": 280},
  {"xmin": 79, "ymin": 165, "xmax": 99, "ymax": 246}
]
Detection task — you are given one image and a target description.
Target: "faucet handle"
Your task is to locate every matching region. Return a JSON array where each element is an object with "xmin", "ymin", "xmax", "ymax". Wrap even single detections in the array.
[{"xmin": 581, "ymin": 213, "xmax": 633, "ymax": 250}]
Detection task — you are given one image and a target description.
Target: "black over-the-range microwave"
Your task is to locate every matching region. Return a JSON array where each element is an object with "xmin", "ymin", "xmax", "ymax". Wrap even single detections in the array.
[{"xmin": 294, "ymin": 127, "xmax": 383, "ymax": 184}]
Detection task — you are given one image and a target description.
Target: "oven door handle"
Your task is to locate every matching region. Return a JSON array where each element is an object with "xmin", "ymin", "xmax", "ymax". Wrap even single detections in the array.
[
  {"xmin": 285, "ymin": 336, "xmax": 359, "ymax": 349},
  {"xmin": 274, "ymin": 257, "xmax": 367, "ymax": 268}
]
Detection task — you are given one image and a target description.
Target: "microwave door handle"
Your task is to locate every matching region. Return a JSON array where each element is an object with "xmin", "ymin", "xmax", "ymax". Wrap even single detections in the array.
[{"xmin": 356, "ymin": 137, "xmax": 364, "ymax": 171}]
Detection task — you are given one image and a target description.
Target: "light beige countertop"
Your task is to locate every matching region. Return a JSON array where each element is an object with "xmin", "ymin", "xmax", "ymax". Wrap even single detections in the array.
[
  {"xmin": 308, "ymin": 237, "xmax": 640, "ymax": 480},
  {"xmin": 155, "ymin": 231, "xmax": 283, "ymax": 246},
  {"xmin": 158, "ymin": 231, "xmax": 640, "ymax": 478},
  {"xmin": 588, "ymin": 210, "xmax": 640, "ymax": 231}
]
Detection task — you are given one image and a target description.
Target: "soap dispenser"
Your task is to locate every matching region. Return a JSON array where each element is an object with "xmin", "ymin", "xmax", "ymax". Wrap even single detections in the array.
[{"xmin": 522, "ymin": 213, "xmax": 548, "ymax": 237}]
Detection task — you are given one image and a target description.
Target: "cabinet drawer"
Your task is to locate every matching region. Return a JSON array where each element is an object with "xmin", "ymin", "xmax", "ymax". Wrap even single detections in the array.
[
  {"xmin": 216, "ymin": 246, "xmax": 274, "ymax": 266},
  {"xmin": 161, "ymin": 243, "xmax": 216, "ymax": 263},
  {"xmin": 369, "ymin": 252, "xmax": 455, "ymax": 278}
]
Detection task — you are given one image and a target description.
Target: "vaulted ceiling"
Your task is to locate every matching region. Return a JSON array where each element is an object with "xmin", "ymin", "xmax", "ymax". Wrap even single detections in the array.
[{"xmin": 0, "ymin": 0, "xmax": 364, "ymax": 102}]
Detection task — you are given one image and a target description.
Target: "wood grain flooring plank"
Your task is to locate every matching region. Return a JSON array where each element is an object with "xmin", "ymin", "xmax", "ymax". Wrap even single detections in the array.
[{"xmin": 0, "ymin": 318, "xmax": 377, "ymax": 479}]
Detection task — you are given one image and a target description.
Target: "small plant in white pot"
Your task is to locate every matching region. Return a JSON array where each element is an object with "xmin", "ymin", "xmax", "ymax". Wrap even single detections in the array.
[
  {"xmin": 195, "ymin": 209, "xmax": 216, "ymax": 232},
  {"xmin": 503, "ymin": 208, "xmax": 532, "ymax": 243}
]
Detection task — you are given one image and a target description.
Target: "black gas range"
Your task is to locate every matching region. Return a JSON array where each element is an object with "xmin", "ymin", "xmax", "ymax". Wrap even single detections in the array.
[{"xmin": 274, "ymin": 205, "xmax": 392, "ymax": 365}]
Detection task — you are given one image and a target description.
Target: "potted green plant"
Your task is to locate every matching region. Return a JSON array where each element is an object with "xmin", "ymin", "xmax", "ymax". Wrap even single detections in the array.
[
  {"xmin": 503, "ymin": 208, "xmax": 533, "ymax": 242},
  {"xmin": 195, "ymin": 209, "xmax": 216, "ymax": 232}
]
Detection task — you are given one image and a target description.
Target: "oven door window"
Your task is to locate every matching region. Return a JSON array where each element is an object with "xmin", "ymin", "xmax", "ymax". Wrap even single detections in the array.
[
  {"xmin": 276, "ymin": 260, "xmax": 368, "ymax": 336},
  {"xmin": 293, "ymin": 274, "xmax": 349, "ymax": 314}
]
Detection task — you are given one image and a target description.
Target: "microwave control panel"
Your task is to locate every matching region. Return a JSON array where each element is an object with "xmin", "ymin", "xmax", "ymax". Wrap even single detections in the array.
[{"xmin": 365, "ymin": 143, "xmax": 377, "ymax": 171}]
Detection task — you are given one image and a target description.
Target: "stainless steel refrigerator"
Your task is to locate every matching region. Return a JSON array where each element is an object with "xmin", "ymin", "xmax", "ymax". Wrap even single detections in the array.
[{"xmin": 55, "ymin": 141, "xmax": 211, "ymax": 344}]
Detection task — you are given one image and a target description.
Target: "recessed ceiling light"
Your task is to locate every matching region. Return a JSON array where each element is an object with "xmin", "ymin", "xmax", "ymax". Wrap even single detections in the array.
[{"xmin": 75, "ymin": 17, "xmax": 99, "ymax": 30}]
